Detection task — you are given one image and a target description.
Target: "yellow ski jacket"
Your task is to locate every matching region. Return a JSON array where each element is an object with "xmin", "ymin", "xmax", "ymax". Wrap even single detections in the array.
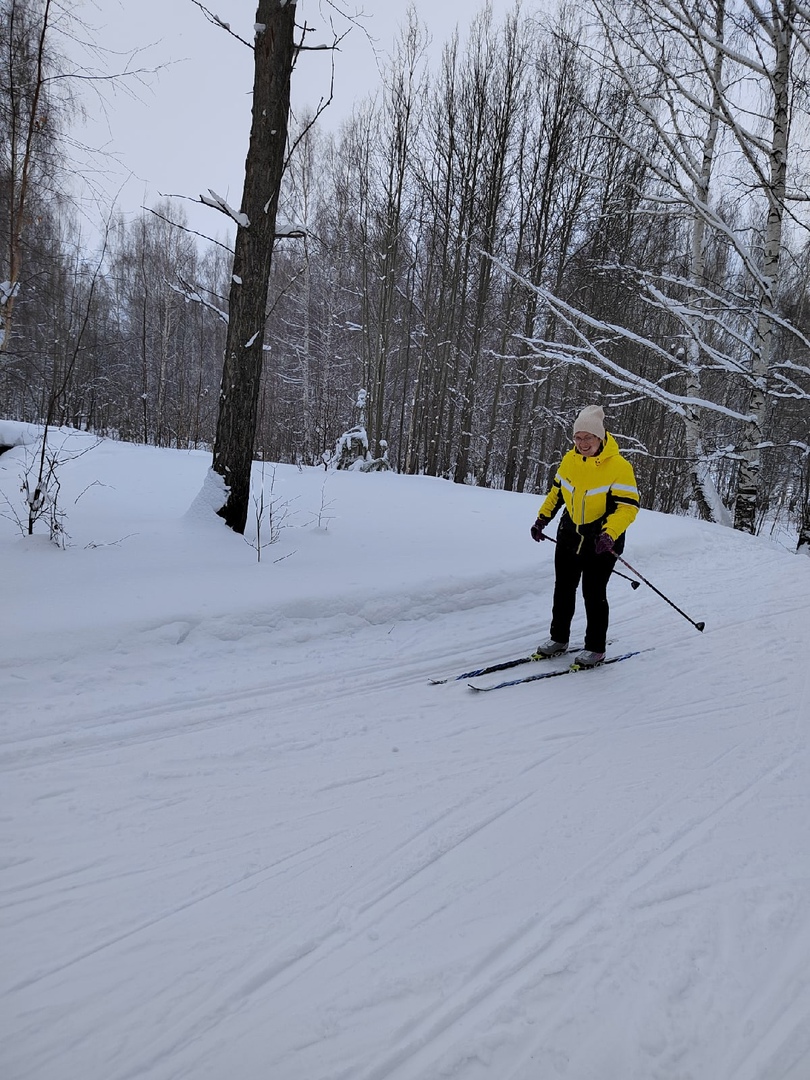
[{"xmin": 538, "ymin": 432, "xmax": 639, "ymax": 542}]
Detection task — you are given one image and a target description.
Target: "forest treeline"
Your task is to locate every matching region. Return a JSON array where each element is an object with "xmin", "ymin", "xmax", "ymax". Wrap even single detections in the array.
[{"xmin": 2, "ymin": 0, "xmax": 809, "ymax": 544}]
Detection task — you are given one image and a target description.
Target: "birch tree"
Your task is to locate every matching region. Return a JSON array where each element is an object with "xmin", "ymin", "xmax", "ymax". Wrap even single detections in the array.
[
  {"xmin": 578, "ymin": 0, "xmax": 741, "ymax": 521},
  {"xmin": 522, "ymin": 0, "xmax": 810, "ymax": 534},
  {"xmin": 724, "ymin": 0, "xmax": 809, "ymax": 532}
]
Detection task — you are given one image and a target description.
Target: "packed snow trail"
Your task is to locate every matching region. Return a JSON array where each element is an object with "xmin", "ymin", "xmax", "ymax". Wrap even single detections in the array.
[{"xmin": 2, "ymin": 436, "xmax": 810, "ymax": 1080}]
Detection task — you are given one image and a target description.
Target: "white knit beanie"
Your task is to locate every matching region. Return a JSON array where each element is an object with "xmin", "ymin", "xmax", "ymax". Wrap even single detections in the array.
[{"xmin": 573, "ymin": 405, "xmax": 605, "ymax": 440}]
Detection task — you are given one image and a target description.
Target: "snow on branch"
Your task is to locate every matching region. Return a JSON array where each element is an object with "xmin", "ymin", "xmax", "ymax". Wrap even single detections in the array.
[
  {"xmin": 274, "ymin": 217, "xmax": 307, "ymax": 239},
  {"xmin": 197, "ymin": 191, "xmax": 305, "ymax": 239},
  {"xmin": 775, "ymin": 358, "xmax": 810, "ymax": 379},
  {"xmin": 171, "ymin": 278, "xmax": 229, "ymax": 325},
  {"xmin": 190, "ymin": 1, "xmax": 254, "ymax": 48},
  {"xmin": 487, "ymin": 254, "xmax": 757, "ymax": 424},
  {"xmin": 199, "ymin": 189, "xmax": 250, "ymax": 228},
  {"xmin": 603, "ymin": 265, "xmax": 754, "ymax": 347},
  {"xmin": 636, "ymin": 279, "xmax": 756, "ymax": 379},
  {"xmin": 528, "ymin": 328, "xmax": 754, "ymax": 424}
]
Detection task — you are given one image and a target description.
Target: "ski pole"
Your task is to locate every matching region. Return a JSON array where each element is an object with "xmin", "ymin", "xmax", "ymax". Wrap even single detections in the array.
[
  {"xmin": 609, "ymin": 566, "xmax": 640, "ymax": 590},
  {"xmin": 614, "ymin": 554, "xmax": 705, "ymax": 632},
  {"xmin": 541, "ymin": 534, "xmax": 640, "ymax": 589}
]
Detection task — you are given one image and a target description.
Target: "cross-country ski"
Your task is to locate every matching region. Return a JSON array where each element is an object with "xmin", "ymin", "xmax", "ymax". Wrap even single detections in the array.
[
  {"xmin": 468, "ymin": 649, "xmax": 648, "ymax": 691},
  {"xmin": 429, "ymin": 643, "xmax": 590, "ymax": 684}
]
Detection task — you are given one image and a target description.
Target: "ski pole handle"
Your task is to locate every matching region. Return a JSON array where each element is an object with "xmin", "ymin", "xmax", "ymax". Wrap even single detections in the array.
[{"xmin": 541, "ymin": 533, "xmax": 640, "ymax": 589}]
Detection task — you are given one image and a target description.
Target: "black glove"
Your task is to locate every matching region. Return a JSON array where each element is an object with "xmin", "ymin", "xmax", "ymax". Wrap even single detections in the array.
[
  {"xmin": 595, "ymin": 531, "xmax": 615, "ymax": 554},
  {"xmin": 530, "ymin": 516, "xmax": 550, "ymax": 542}
]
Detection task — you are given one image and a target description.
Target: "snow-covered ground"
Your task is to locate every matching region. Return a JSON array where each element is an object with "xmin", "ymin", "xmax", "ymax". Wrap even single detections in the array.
[{"xmin": 2, "ymin": 425, "xmax": 809, "ymax": 1080}]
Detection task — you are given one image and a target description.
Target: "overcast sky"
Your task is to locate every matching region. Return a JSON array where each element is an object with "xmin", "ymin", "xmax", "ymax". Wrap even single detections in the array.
[{"xmin": 76, "ymin": 0, "xmax": 520, "ymax": 244}]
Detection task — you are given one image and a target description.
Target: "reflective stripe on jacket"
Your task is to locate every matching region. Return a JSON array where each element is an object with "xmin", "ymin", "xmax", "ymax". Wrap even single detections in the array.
[{"xmin": 538, "ymin": 432, "xmax": 639, "ymax": 541}]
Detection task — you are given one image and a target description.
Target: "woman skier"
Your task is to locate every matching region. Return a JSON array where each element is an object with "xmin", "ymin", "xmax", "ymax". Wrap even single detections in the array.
[{"xmin": 530, "ymin": 405, "xmax": 639, "ymax": 667}]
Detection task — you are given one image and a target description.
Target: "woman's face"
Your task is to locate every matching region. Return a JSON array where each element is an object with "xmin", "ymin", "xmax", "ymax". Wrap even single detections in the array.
[{"xmin": 574, "ymin": 431, "xmax": 601, "ymax": 458}]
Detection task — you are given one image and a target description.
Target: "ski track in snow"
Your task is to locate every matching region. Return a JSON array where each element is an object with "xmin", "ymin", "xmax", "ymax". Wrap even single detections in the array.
[{"xmin": 2, "ymin": 445, "xmax": 810, "ymax": 1080}]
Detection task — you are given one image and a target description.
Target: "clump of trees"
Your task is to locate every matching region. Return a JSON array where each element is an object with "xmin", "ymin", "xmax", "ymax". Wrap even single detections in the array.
[{"xmin": 1, "ymin": 0, "xmax": 808, "ymax": 548}]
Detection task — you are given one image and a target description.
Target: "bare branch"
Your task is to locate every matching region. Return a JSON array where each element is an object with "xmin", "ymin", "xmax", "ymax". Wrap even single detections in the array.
[
  {"xmin": 145, "ymin": 203, "xmax": 235, "ymax": 254},
  {"xmin": 189, "ymin": 0, "xmax": 254, "ymax": 49}
]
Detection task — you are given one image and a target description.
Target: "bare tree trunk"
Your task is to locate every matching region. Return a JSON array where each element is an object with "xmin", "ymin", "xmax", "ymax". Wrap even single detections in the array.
[{"xmin": 212, "ymin": 1, "xmax": 297, "ymax": 533}]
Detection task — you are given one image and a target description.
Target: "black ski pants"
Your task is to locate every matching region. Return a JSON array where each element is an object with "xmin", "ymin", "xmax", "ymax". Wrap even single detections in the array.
[{"xmin": 549, "ymin": 534, "xmax": 617, "ymax": 653}]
